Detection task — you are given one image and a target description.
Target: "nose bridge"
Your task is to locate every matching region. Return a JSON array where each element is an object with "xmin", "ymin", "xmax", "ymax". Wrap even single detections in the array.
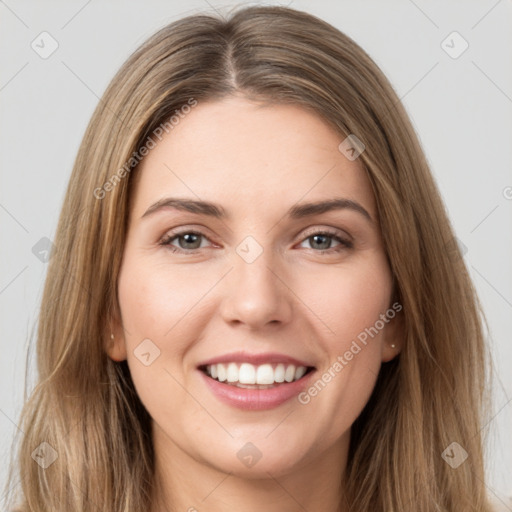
[
  {"xmin": 220, "ymin": 234, "xmax": 292, "ymax": 328},
  {"xmin": 234, "ymin": 235, "xmax": 277, "ymax": 288}
]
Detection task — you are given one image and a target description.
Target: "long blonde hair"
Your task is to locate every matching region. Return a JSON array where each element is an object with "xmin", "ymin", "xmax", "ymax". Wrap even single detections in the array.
[{"xmin": 6, "ymin": 5, "xmax": 493, "ymax": 511}]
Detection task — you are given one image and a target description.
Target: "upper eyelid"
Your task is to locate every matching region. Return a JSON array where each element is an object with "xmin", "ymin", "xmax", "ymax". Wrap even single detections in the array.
[{"xmin": 300, "ymin": 225, "xmax": 352, "ymax": 241}]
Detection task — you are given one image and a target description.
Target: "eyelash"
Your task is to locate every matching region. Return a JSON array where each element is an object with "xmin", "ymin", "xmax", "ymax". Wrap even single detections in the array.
[{"xmin": 158, "ymin": 228, "xmax": 353, "ymax": 254}]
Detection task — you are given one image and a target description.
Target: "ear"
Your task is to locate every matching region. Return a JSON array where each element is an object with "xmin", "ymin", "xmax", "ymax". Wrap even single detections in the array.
[
  {"xmin": 380, "ymin": 305, "xmax": 405, "ymax": 363},
  {"xmin": 105, "ymin": 307, "xmax": 127, "ymax": 362}
]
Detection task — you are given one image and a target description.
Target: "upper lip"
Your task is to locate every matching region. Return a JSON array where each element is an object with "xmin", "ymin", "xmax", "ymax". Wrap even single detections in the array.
[{"xmin": 197, "ymin": 351, "xmax": 315, "ymax": 368}]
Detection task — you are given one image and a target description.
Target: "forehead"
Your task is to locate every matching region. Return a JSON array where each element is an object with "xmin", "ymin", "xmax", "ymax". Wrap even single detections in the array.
[{"xmin": 130, "ymin": 96, "xmax": 376, "ymax": 221}]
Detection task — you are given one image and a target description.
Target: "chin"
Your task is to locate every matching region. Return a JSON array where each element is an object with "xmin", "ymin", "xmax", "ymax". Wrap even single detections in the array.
[{"xmin": 199, "ymin": 439, "xmax": 310, "ymax": 478}]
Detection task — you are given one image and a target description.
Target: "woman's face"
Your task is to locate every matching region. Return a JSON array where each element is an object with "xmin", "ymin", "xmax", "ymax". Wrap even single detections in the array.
[{"xmin": 110, "ymin": 95, "xmax": 401, "ymax": 478}]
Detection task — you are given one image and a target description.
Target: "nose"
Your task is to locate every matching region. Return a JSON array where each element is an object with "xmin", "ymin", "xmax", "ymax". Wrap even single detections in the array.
[{"xmin": 219, "ymin": 243, "xmax": 293, "ymax": 330}]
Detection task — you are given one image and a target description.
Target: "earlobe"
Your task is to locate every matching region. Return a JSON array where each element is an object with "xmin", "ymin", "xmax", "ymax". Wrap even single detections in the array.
[
  {"xmin": 381, "ymin": 341, "xmax": 401, "ymax": 363},
  {"xmin": 380, "ymin": 309, "xmax": 404, "ymax": 362},
  {"xmin": 106, "ymin": 332, "xmax": 127, "ymax": 362},
  {"xmin": 106, "ymin": 305, "xmax": 127, "ymax": 361}
]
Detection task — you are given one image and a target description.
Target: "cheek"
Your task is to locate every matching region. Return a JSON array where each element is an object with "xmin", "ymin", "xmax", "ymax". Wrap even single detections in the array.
[
  {"xmin": 118, "ymin": 255, "xmax": 210, "ymax": 342},
  {"xmin": 295, "ymin": 255, "xmax": 393, "ymax": 425},
  {"xmin": 116, "ymin": 256, "xmax": 195, "ymax": 394},
  {"xmin": 117, "ymin": 258, "xmax": 201, "ymax": 418},
  {"xmin": 301, "ymin": 255, "xmax": 393, "ymax": 352},
  {"xmin": 116, "ymin": 253, "xmax": 223, "ymax": 405}
]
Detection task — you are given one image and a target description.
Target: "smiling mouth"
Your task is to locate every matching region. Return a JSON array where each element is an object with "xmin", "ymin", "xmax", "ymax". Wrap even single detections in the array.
[{"xmin": 198, "ymin": 362, "xmax": 316, "ymax": 389}]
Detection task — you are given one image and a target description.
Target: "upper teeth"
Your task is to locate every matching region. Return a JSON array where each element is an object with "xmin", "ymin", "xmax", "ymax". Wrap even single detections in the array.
[{"xmin": 205, "ymin": 363, "xmax": 308, "ymax": 385}]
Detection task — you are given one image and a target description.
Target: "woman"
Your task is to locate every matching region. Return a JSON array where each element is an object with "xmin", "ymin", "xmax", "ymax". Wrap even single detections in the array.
[{"xmin": 6, "ymin": 5, "xmax": 494, "ymax": 511}]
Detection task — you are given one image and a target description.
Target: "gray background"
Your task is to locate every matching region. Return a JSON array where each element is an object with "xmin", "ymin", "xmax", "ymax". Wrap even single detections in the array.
[{"xmin": 1, "ymin": 0, "xmax": 511, "ymax": 508}]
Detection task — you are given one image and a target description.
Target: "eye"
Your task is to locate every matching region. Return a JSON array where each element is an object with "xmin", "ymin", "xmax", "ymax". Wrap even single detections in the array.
[
  {"xmin": 298, "ymin": 229, "xmax": 353, "ymax": 253},
  {"xmin": 159, "ymin": 228, "xmax": 353, "ymax": 254},
  {"xmin": 159, "ymin": 230, "xmax": 211, "ymax": 253}
]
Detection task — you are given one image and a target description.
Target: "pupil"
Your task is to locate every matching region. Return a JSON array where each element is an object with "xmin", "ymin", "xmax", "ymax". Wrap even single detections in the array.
[{"xmin": 312, "ymin": 234, "xmax": 330, "ymax": 250}]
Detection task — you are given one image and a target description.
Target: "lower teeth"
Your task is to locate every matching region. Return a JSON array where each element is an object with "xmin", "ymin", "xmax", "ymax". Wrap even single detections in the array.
[
  {"xmin": 231, "ymin": 382, "xmax": 278, "ymax": 389},
  {"xmin": 214, "ymin": 378, "xmax": 284, "ymax": 389}
]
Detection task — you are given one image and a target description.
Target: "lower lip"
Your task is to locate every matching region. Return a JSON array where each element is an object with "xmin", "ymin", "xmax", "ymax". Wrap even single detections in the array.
[{"xmin": 198, "ymin": 369, "xmax": 316, "ymax": 410}]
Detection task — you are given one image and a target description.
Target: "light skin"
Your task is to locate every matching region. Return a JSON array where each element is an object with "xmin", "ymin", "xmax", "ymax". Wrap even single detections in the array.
[{"xmin": 107, "ymin": 95, "xmax": 402, "ymax": 512}]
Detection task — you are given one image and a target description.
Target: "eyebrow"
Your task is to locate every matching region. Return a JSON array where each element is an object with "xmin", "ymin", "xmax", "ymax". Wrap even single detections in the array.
[{"xmin": 141, "ymin": 197, "xmax": 373, "ymax": 223}]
